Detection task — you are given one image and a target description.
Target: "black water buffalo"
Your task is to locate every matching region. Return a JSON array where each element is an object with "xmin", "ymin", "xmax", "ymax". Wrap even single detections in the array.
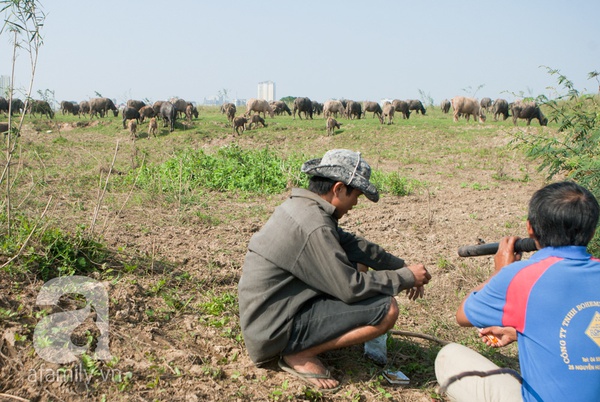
[
  {"xmin": 160, "ymin": 101, "xmax": 176, "ymax": 132},
  {"xmin": 170, "ymin": 98, "xmax": 189, "ymax": 118},
  {"xmin": 79, "ymin": 100, "xmax": 90, "ymax": 116},
  {"xmin": 122, "ymin": 106, "xmax": 141, "ymax": 128},
  {"xmin": 0, "ymin": 97, "xmax": 8, "ymax": 114},
  {"xmin": 345, "ymin": 100, "xmax": 362, "ymax": 120},
  {"xmin": 28, "ymin": 100, "xmax": 54, "ymax": 118},
  {"xmin": 362, "ymin": 101, "xmax": 383, "ymax": 120},
  {"xmin": 293, "ymin": 97, "xmax": 313, "ymax": 119},
  {"xmin": 408, "ymin": 99, "xmax": 426, "ymax": 115},
  {"xmin": 511, "ymin": 101, "xmax": 548, "ymax": 126},
  {"xmin": 89, "ymin": 97, "xmax": 118, "ymax": 118},
  {"xmin": 126, "ymin": 99, "xmax": 146, "ymax": 111},
  {"xmin": 480, "ymin": 97, "xmax": 493, "ymax": 112},
  {"xmin": 312, "ymin": 101, "xmax": 323, "ymax": 116},
  {"xmin": 492, "ymin": 99, "xmax": 509, "ymax": 121},
  {"xmin": 392, "ymin": 99, "xmax": 411, "ymax": 119},
  {"xmin": 60, "ymin": 101, "xmax": 78, "ymax": 115},
  {"xmin": 269, "ymin": 101, "xmax": 291, "ymax": 116},
  {"xmin": 440, "ymin": 99, "xmax": 451, "ymax": 114}
]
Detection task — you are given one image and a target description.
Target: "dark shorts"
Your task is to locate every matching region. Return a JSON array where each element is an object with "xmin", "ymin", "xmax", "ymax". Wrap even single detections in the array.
[{"xmin": 282, "ymin": 294, "xmax": 392, "ymax": 355}]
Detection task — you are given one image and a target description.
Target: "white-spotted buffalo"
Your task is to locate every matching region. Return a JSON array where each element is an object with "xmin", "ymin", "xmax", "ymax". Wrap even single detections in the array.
[{"xmin": 451, "ymin": 96, "xmax": 486, "ymax": 123}]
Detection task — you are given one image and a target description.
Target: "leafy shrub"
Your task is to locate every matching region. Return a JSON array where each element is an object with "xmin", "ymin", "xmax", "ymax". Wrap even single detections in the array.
[
  {"xmin": 130, "ymin": 145, "xmax": 308, "ymax": 195},
  {"xmin": 0, "ymin": 213, "xmax": 110, "ymax": 281},
  {"xmin": 511, "ymin": 67, "xmax": 600, "ymax": 253}
]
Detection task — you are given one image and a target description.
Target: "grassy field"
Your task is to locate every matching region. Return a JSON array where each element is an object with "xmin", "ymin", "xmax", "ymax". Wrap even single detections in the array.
[{"xmin": 0, "ymin": 104, "xmax": 552, "ymax": 401}]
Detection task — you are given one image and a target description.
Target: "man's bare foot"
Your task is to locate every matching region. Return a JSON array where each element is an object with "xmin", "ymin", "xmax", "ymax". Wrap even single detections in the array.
[{"xmin": 281, "ymin": 355, "xmax": 339, "ymax": 390}]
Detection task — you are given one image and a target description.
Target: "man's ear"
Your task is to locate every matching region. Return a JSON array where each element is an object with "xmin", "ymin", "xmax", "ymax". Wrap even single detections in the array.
[
  {"xmin": 332, "ymin": 181, "xmax": 345, "ymax": 196},
  {"xmin": 526, "ymin": 220, "xmax": 542, "ymax": 249}
]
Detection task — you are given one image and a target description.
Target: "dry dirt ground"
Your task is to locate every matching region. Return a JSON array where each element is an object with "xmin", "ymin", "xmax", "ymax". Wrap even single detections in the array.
[{"xmin": 0, "ymin": 116, "xmax": 551, "ymax": 401}]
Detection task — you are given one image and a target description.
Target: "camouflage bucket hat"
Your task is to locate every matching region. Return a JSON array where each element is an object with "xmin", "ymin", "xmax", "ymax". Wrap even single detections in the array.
[{"xmin": 301, "ymin": 149, "xmax": 379, "ymax": 202}]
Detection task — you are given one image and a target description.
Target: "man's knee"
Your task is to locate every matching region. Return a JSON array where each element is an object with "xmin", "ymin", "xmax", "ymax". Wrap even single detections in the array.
[{"xmin": 381, "ymin": 297, "xmax": 399, "ymax": 330}]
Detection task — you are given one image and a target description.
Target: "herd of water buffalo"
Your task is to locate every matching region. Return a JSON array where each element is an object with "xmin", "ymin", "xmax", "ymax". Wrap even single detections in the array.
[{"xmin": 0, "ymin": 95, "xmax": 547, "ymax": 138}]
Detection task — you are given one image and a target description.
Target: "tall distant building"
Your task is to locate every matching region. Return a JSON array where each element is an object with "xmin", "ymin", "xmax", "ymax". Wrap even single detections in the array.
[
  {"xmin": 257, "ymin": 81, "xmax": 275, "ymax": 102},
  {"xmin": 0, "ymin": 75, "xmax": 10, "ymax": 96}
]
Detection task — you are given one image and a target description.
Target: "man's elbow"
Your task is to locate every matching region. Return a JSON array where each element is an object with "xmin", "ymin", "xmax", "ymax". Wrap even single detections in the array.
[{"xmin": 455, "ymin": 309, "xmax": 473, "ymax": 327}]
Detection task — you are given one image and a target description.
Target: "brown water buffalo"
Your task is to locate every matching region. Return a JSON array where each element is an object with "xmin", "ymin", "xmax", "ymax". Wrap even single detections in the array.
[
  {"xmin": 148, "ymin": 117, "xmax": 158, "ymax": 138},
  {"xmin": 128, "ymin": 119, "xmax": 137, "ymax": 139},
  {"xmin": 248, "ymin": 115, "xmax": 267, "ymax": 130},
  {"xmin": 152, "ymin": 101, "xmax": 165, "ymax": 117},
  {"xmin": 440, "ymin": 99, "xmax": 451, "ymax": 114},
  {"xmin": 89, "ymin": 97, "xmax": 118, "ymax": 118},
  {"xmin": 246, "ymin": 98, "xmax": 274, "ymax": 118},
  {"xmin": 392, "ymin": 99, "xmax": 411, "ymax": 119},
  {"xmin": 451, "ymin": 96, "xmax": 486, "ymax": 123},
  {"xmin": 408, "ymin": 99, "xmax": 426, "ymax": 115},
  {"xmin": 345, "ymin": 100, "xmax": 362, "ymax": 120},
  {"xmin": 511, "ymin": 101, "xmax": 548, "ymax": 126},
  {"xmin": 492, "ymin": 99, "xmax": 509, "ymax": 121},
  {"xmin": 170, "ymin": 98, "xmax": 190, "ymax": 118},
  {"xmin": 323, "ymin": 100, "xmax": 345, "ymax": 118},
  {"xmin": 139, "ymin": 106, "xmax": 156, "ymax": 123},
  {"xmin": 222, "ymin": 103, "xmax": 236, "ymax": 123},
  {"xmin": 382, "ymin": 103, "xmax": 395, "ymax": 125},
  {"xmin": 293, "ymin": 97, "xmax": 313, "ymax": 120},
  {"xmin": 326, "ymin": 117, "xmax": 341, "ymax": 135},
  {"xmin": 233, "ymin": 116, "xmax": 248, "ymax": 135}
]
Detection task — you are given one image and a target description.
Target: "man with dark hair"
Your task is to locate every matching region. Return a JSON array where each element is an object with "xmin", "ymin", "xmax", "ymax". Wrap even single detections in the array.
[
  {"xmin": 435, "ymin": 181, "xmax": 600, "ymax": 401},
  {"xmin": 238, "ymin": 149, "xmax": 431, "ymax": 392}
]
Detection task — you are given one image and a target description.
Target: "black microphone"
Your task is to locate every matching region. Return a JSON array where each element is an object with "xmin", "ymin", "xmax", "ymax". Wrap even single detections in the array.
[{"xmin": 458, "ymin": 238, "xmax": 537, "ymax": 257}]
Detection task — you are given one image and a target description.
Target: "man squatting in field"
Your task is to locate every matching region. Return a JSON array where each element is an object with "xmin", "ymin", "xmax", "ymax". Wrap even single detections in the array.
[
  {"xmin": 436, "ymin": 181, "xmax": 600, "ymax": 401},
  {"xmin": 238, "ymin": 149, "xmax": 432, "ymax": 391}
]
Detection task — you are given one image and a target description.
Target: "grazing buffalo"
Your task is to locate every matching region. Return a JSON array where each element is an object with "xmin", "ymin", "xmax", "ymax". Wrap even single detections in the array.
[
  {"xmin": 170, "ymin": 98, "xmax": 189, "ymax": 118},
  {"xmin": 451, "ymin": 96, "xmax": 486, "ymax": 123},
  {"xmin": 128, "ymin": 119, "xmax": 137, "ymax": 139},
  {"xmin": 28, "ymin": 100, "xmax": 55, "ymax": 119},
  {"xmin": 323, "ymin": 100, "xmax": 345, "ymax": 118},
  {"xmin": 440, "ymin": 99, "xmax": 451, "ymax": 114},
  {"xmin": 152, "ymin": 101, "xmax": 165, "ymax": 118},
  {"xmin": 160, "ymin": 101, "xmax": 177, "ymax": 132},
  {"xmin": 89, "ymin": 97, "xmax": 118, "ymax": 118},
  {"xmin": 10, "ymin": 98, "xmax": 24, "ymax": 115},
  {"xmin": 122, "ymin": 106, "xmax": 140, "ymax": 128},
  {"xmin": 511, "ymin": 101, "xmax": 548, "ymax": 126},
  {"xmin": 382, "ymin": 103, "xmax": 395, "ymax": 124},
  {"xmin": 0, "ymin": 97, "xmax": 8, "ymax": 114},
  {"xmin": 345, "ymin": 100, "xmax": 362, "ymax": 120},
  {"xmin": 269, "ymin": 101, "xmax": 291, "ymax": 116},
  {"xmin": 60, "ymin": 101, "xmax": 78, "ymax": 115},
  {"xmin": 408, "ymin": 99, "xmax": 426, "ymax": 115},
  {"xmin": 293, "ymin": 97, "xmax": 313, "ymax": 120},
  {"xmin": 233, "ymin": 116, "xmax": 248, "ymax": 135},
  {"xmin": 79, "ymin": 100, "xmax": 90, "ymax": 116},
  {"xmin": 246, "ymin": 98, "xmax": 274, "ymax": 118},
  {"xmin": 480, "ymin": 97, "xmax": 493, "ymax": 113},
  {"xmin": 326, "ymin": 117, "xmax": 341, "ymax": 135},
  {"xmin": 362, "ymin": 101, "xmax": 383, "ymax": 120},
  {"xmin": 126, "ymin": 99, "xmax": 146, "ymax": 111},
  {"xmin": 148, "ymin": 117, "xmax": 158, "ymax": 138},
  {"xmin": 492, "ymin": 99, "xmax": 509, "ymax": 121},
  {"xmin": 0, "ymin": 122, "xmax": 9, "ymax": 136},
  {"xmin": 312, "ymin": 101, "xmax": 323, "ymax": 116},
  {"xmin": 392, "ymin": 99, "xmax": 411, "ymax": 119},
  {"xmin": 249, "ymin": 115, "xmax": 267, "ymax": 130},
  {"xmin": 222, "ymin": 103, "xmax": 236, "ymax": 123},
  {"xmin": 185, "ymin": 104, "xmax": 198, "ymax": 121},
  {"xmin": 138, "ymin": 105, "xmax": 156, "ymax": 123}
]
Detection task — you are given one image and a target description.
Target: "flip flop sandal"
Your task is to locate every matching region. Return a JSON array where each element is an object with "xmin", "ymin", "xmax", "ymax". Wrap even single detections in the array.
[{"xmin": 278, "ymin": 357, "xmax": 340, "ymax": 393}]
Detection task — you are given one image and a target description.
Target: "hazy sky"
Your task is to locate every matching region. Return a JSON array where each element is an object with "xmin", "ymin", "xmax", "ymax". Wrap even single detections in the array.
[{"xmin": 1, "ymin": 0, "xmax": 598, "ymax": 106}]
